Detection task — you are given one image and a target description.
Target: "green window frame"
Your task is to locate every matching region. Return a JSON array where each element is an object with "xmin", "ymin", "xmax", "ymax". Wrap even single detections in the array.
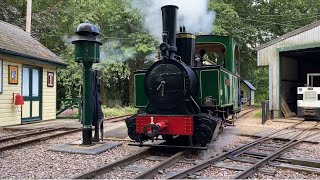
[{"xmin": 0, "ymin": 59, "xmax": 2, "ymax": 94}]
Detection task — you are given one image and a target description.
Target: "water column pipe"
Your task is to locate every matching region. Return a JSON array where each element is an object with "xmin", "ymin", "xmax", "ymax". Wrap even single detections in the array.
[{"xmin": 72, "ymin": 21, "xmax": 102, "ymax": 145}]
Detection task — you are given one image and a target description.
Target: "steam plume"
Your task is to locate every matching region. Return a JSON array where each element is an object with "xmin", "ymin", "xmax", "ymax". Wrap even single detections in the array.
[{"xmin": 131, "ymin": 0, "xmax": 216, "ymax": 40}]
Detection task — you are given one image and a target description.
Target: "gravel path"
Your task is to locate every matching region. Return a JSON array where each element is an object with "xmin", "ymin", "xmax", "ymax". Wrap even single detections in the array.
[
  {"xmin": 0, "ymin": 129, "xmax": 24, "ymax": 137},
  {"xmin": 250, "ymin": 165, "xmax": 320, "ymax": 179},
  {"xmin": 0, "ymin": 132, "xmax": 142, "ymax": 179},
  {"xmin": 1, "ymin": 107, "xmax": 319, "ymax": 179},
  {"xmin": 284, "ymin": 142, "xmax": 320, "ymax": 159},
  {"xmin": 198, "ymin": 166, "xmax": 239, "ymax": 179}
]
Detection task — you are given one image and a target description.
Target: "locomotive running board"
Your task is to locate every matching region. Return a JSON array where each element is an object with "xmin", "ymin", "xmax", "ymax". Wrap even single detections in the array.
[{"xmin": 128, "ymin": 143, "xmax": 207, "ymax": 150}]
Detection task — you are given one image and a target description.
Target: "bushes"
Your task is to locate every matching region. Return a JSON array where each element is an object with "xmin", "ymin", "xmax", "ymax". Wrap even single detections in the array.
[{"xmin": 102, "ymin": 105, "xmax": 137, "ymax": 117}]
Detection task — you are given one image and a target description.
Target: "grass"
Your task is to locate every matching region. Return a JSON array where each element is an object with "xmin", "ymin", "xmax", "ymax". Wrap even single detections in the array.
[
  {"xmin": 102, "ymin": 105, "xmax": 137, "ymax": 117},
  {"xmin": 255, "ymin": 110, "xmax": 262, "ymax": 118}
]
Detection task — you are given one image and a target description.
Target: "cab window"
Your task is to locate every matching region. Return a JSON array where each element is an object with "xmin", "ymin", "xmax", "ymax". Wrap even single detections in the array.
[{"xmin": 196, "ymin": 43, "xmax": 226, "ymax": 67}]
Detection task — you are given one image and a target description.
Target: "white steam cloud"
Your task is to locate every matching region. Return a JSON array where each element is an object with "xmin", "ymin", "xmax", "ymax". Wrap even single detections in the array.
[
  {"xmin": 131, "ymin": 0, "xmax": 216, "ymax": 40},
  {"xmin": 100, "ymin": 39, "xmax": 136, "ymax": 62}
]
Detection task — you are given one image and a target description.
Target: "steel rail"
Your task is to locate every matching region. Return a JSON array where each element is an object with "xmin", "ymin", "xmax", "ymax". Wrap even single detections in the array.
[
  {"xmin": 227, "ymin": 107, "xmax": 260, "ymax": 125},
  {"xmin": 103, "ymin": 114, "xmax": 133, "ymax": 123},
  {"xmin": 134, "ymin": 150, "xmax": 186, "ymax": 179},
  {"xmin": 233, "ymin": 123, "xmax": 319, "ymax": 179},
  {"xmin": 0, "ymin": 114, "xmax": 133, "ymax": 152},
  {"xmin": 238, "ymin": 107, "xmax": 260, "ymax": 118},
  {"xmin": 0, "ymin": 127, "xmax": 65, "ymax": 143},
  {"xmin": 0, "ymin": 128, "xmax": 80, "ymax": 152},
  {"xmin": 167, "ymin": 121, "xmax": 304, "ymax": 179},
  {"xmin": 72, "ymin": 148, "xmax": 151, "ymax": 179}
]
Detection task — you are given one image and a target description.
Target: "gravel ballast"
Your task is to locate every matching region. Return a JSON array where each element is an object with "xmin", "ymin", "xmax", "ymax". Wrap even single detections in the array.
[
  {"xmin": 1, "ymin": 108, "xmax": 319, "ymax": 179},
  {"xmin": 0, "ymin": 132, "xmax": 141, "ymax": 179}
]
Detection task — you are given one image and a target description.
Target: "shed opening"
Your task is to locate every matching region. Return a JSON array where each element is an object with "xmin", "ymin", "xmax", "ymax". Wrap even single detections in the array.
[{"xmin": 280, "ymin": 47, "xmax": 320, "ymax": 115}]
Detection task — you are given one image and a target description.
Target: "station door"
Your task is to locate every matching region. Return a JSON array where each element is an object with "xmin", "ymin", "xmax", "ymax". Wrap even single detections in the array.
[{"xmin": 21, "ymin": 66, "xmax": 42, "ymax": 123}]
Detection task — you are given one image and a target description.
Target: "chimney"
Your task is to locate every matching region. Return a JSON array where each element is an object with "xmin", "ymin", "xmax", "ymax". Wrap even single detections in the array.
[{"xmin": 26, "ymin": 0, "xmax": 32, "ymax": 35}]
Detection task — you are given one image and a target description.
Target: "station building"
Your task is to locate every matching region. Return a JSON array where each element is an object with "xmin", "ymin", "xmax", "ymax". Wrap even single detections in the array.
[
  {"xmin": 240, "ymin": 80, "xmax": 256, "ymax": 106},
  {"xmin": 256, "ymin": 20, "xmax": 320, "ymax": 118},
  {"xmin": 0, "ymin": 21, "xmax": 67, "ymax": 126}
]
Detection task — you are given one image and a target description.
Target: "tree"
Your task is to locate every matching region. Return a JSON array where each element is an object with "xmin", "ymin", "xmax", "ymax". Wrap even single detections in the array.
[{"xmin": 209, "ymin": 0, "xmax": 320, "ymax": 103}]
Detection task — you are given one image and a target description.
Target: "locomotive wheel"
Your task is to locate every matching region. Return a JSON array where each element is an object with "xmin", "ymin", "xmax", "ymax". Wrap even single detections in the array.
[
  {"xmin": 203, "ymin": 117, "xmax": 215, "ymax": 133},
  {"xmin": 195, "ymin": 124, "xmax": 213, "ymax": 147},
  {"xmin": 126, "ymin": 116, "xmax": 147, "ymax": 142},
  {"xmin": 127, "ymin": 122, "xmax": 142, "ymax": 142}
]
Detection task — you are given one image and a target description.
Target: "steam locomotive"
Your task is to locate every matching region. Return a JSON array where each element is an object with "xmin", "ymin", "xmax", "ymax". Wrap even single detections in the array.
[{"xmin": 126, "ymin": 5, "xmax": 241, "ymax": 147}]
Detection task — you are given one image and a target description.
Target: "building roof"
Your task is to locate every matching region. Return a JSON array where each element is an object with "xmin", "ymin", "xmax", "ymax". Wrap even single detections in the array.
[
  {"xmin": 0, "ymin": 20, "xmax": 67, "ymax": 67},
  {"xmin": 242, "ymin": 80, "xmax": 256, "ymax": 91},
  {"xmin": 255, "ymin": 20, "xmax": 320, "ymax": 51}
]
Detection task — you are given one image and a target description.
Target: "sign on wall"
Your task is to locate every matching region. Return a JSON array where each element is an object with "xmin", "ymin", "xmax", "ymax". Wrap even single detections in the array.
[
  {"xmin": 47, "ymin": 72, "xmax": 54, "ymax": 87},
  {"xmin": 8, "ymin": 65, "xmax": 18, "ymax": 84}
]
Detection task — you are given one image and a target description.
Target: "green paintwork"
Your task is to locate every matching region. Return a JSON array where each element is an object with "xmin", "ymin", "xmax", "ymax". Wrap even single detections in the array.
[
  {"xmin": 21, "ymin": 66, "xmax": 42, "ymax": 123},
  {"xmin": 200, "ymin": 68, "xmax": 238, "ymax": 108},
  {"xmin": 73, "ymin": 29, "xmax": 102, "ymax": 145},
  {"xmin": 133, "ymin": 35, "xmax": 241, "ymax": 114},
  {"xmin": 200, "ymin": 69, "xmax": 220, "ymax": 105},
  {"xmin": 74, "ymin": 41, "xmax": 100, "ymax": 63},
  {"xmin": 196, "ymin": 35, "xmax": 240, "ymax": 112},
  {"xmin": 82, "ymin": 62, "xmax": 93, "ymax": 129},
  {"xmin": 196, "ymin": 35, "xmax": 237, "ymax": 73},
  {"xmin": 277, "ymin": 42, "xmax": 320, "ymax": 52},
  {"xmin": 134, "ymin": 73, "xmax": 148, "ymax": 107},
  {"xmin": 220, "ymin": 70, "xmax": 228, "ymax": 105}
]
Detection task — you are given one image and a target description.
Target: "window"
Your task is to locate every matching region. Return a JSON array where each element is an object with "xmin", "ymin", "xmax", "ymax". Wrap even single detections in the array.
[
  {"xmin": 32, "ymin": 69, "xmax": 39, "ymax": 97},
  {"xmin": 22, "ymin": 67, "xmax": 30, "ymax": 96},
  {"xmin": 0, "ymin": 59, "xmax": 2, "ymax": 93},
  {"xmin": 196, "ymin": 43, "xmax": 226, "ymax": 67}
]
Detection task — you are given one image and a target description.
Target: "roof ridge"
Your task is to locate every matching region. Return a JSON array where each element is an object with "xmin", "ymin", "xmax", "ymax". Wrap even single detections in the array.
[
  {"xmin": 0, "ymin": 20, "xmax": 24, "ymax": 31},
  {"xmin": 255, "ymin": 20, "xmax": 320, "ymax": 51},
  {"xmin": 0, "ymin": 21, "xmax": 60, "ymax": 59},
  {"xmin": 0, "ymin": 20, "xmax": 67, "ymax": 66}
]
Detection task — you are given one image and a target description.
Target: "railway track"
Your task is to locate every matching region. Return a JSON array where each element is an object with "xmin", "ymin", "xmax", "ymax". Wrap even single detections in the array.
[
  {"xmin": 238, "ymin": 107, "xmax": 260, "ymax": 118},
  {"xmin": 0, "ymin": 128, "xmax": 81, "ymax": 152},
  {"xmin": 72, "ymin": 147, "xmax": 189, "ymax": 179},
  {"xmin": 0, "ymin": 114, "xmax": 132, "ymax": 152},
  {"xmin": 103, "ymin": 114, "xmax": 133, "ymax": 123},
  {"xmin": 168, "ymin": 121, "xmax": 320, "ymax": 179},
  {"xmin": 226, "ymin": 106, "xmax": 260, "ymax": 125}
]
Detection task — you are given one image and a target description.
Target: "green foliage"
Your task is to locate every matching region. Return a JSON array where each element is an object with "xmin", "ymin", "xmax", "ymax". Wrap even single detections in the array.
[
  {"xmin": 255, "ymin": 109, "xmax": 262, "ymax": 118},
  {"xmin": 2, "ymin": 0, "xmax": 320, "ymax": 107},
  {"xmin": 209, "ymin": 0, "xmax": 320, "ymax": 104},
  {"xmin": 96, "ymin": 62, "xmax": 130, "ymax": 105},
  {"xmin": 102, "ymin": 105, "xmax": 137, "ymax": 117},
  {"xmin": 57, "ymin": 46, "xmax": 83, "ymax": 99}
]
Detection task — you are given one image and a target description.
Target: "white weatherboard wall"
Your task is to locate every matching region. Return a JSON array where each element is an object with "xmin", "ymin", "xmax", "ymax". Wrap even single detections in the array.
[
  {"xmin": 257, "ymin": 25, "xmax": 320, "ymax": 112},
  {"xmin": 42, "ymin": 67, "xmax": 56, "ymax": 120},
  {"xmin": 0, "ymin": 55, "xmax": 58, "ymax": 126},
  {"xmin": 0, "ymin": 58, "xmax": 22, "ymax": 126}
]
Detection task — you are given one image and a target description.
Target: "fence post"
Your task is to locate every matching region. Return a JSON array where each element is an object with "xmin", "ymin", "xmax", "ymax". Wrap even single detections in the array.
[{"xmin": 262, "ymin": 100, "xmax": 269, "ymax": 124}]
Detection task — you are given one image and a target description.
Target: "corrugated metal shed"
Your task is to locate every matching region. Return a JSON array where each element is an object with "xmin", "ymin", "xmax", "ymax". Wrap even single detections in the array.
[{"xmin": 255, "ymin": 20, "xmax": 320, "ymax": 114}]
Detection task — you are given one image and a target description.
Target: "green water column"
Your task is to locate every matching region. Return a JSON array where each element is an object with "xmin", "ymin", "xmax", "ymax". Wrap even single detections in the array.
[{"xmin": 72, "ymin": 21, "xmax": 102, "ymax": 145}]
